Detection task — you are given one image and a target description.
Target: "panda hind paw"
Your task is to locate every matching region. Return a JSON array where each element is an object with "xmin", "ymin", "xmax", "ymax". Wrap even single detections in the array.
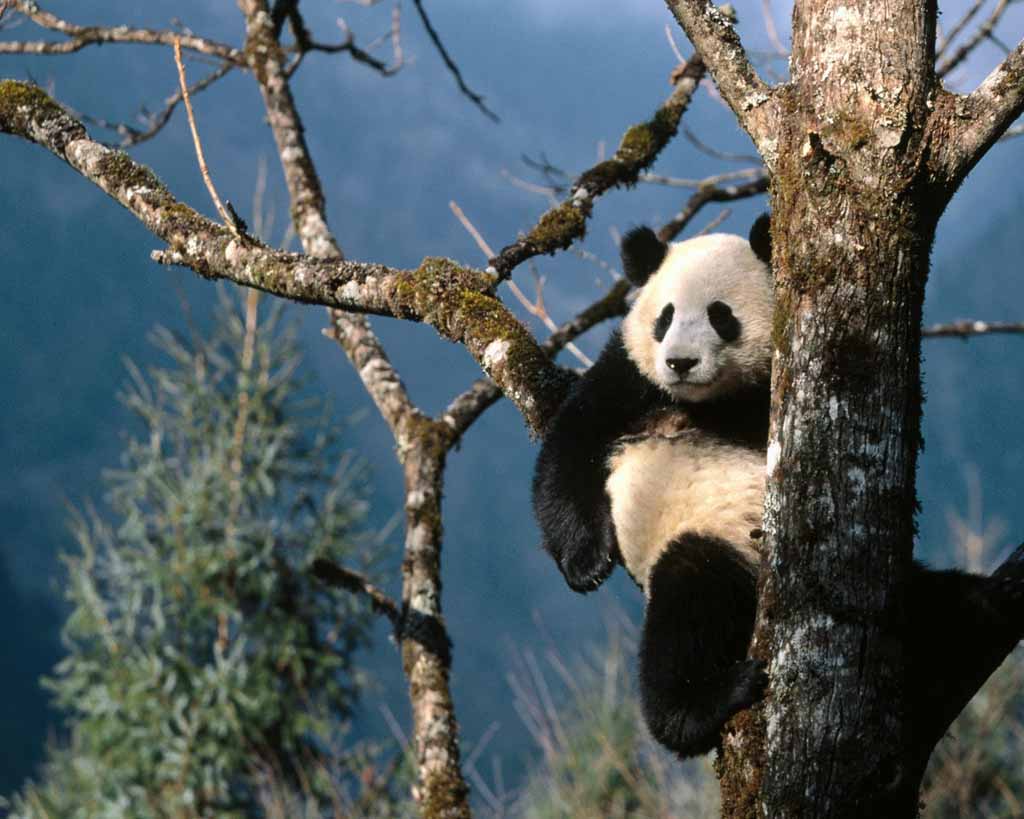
[{"xmin": 725, "ymin": 659, "xmax": 769, "ymax": 713}]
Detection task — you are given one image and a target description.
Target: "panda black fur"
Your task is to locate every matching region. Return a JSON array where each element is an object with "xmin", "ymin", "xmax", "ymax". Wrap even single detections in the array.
[{"xmin": 532, "ymin": 216, "xmax": 1024, "ymax": 760}]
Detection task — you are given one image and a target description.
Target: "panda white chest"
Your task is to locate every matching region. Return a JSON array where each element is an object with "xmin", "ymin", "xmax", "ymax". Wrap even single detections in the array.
[{"xmin": 605, "ymin": 433, "xmax": 765, "ymax": 591}]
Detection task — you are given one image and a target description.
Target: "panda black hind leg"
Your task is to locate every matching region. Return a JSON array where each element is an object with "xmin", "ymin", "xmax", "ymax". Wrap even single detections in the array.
[
  {"xmin": 903, "ymin": 544, "xmax": 1024, "ymax": 759},
  {"xmin": 639, "ymin": 534, "xmax": 767, "ymax": 757}
]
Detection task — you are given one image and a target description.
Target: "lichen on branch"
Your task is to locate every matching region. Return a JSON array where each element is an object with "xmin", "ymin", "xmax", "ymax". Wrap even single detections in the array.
[{"xmin": 0, "ymin": 78, "xmax": 567, "ymax": 435}]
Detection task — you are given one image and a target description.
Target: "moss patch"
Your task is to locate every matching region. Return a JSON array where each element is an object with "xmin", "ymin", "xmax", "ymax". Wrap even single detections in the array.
[{"xmin": 524, "ymin": 203, "xmax": 589, "ymax": 253}]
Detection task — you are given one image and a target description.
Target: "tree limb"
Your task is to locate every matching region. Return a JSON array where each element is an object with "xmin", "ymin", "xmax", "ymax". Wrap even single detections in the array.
[
  {"xmin": 0, "ymin": 1, "xmax": 243, "ymax": 63},
  {"xmin": 311, "ymin": 558, "xmax": 400, "ymax": 625},
  {"xmin": 663, "ymin": 0, "xmax": 779, "ymax": 165},
  {"xmin": 489, "ymin": 56, "xmax": 706, "ymax": 279},
  {"xmin": 0, "ymin": 79, "xmax": 565, "ymax": 434},
  {"xmin": 937, "ymin": 0, "xmax": 1012, "ymax": 78},
  {"xmin": 657, "ymin": 173, "xmax": 768, "ymax": 242},
  {"xmin": 923, "ymin": 319, "xmax": 1024, "ymax": 339},
  {"xmin": 930, "ymin": 38, "xmax": 1024, "ymax": 191}
]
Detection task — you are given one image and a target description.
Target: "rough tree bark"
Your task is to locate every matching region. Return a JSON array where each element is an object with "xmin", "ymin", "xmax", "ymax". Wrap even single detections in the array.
[{"xmin": 666, "ymin": 0, "xmax": 1024, "ymax": 816}]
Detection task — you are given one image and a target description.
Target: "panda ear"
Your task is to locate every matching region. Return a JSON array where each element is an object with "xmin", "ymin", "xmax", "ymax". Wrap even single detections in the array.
[
  {"xmin": 621, "ymin": 226, "xmax": 667, "ymax": 287},
  {"xmin": 749, "ymin": 213, "xmax": 771, "ymax": 266}
]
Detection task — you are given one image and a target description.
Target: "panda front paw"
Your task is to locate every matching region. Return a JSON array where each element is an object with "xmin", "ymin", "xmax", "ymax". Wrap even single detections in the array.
[
  {"xmin": 560, "ymin": 548, "xmax": 616, "ymax": 593},
  {"xmin": 725, "ymin": 659, "xmax": 770, "ymax": 713}
]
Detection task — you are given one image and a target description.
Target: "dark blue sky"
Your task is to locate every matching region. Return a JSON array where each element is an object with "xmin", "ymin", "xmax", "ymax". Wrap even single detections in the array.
[{"xmin": 2, "ymin": 0, "xmax": 1023, "ymax": 799}]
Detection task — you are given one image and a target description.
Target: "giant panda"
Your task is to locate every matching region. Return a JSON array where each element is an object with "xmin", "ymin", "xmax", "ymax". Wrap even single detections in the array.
[{"xmin": 532, "ymin": 216, "xmax": 1024, "ymax": 760}]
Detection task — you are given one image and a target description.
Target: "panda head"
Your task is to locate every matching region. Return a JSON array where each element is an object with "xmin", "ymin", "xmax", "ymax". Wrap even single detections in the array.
[{"xmin": 620, "ymin": 216, "xmax": 772, "ymax": 403}]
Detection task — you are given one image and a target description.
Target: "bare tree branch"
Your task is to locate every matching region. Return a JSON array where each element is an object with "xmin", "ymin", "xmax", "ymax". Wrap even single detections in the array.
[
  {"xmin": 935, "ymin": 0, "xmax": 986, "ymax": 62},
  {"xmin": 937, "ymin": 0, "xmax": 1013, "ymax": 78},
  {"xmin": 0, "ymin": 1, "xmax": 243, "ymax": 63},
  {"xmin": 657, "ymin": 173, "xmax": 769, "ymax": 242},
  {"xmin": 663, "ymin": 0, "xmax": 780, "ymax": 164},
  {"xmin": 233, "ymin": 5, "xmax": 473, "ymax": 814},
  {"xmin": 311, "ymin": 558, "xmax": 400, "ymax": 625},
  {"xmin": 286, "ymin": 9, "xmax": 404, "ymax": 77},
  {"xmin": 923, "ymin": 319, "xmax": 1024, "ymax": 339},
  {"xmin": 76, "ymin": 61, "xmax": 234, "ymax": 149},
  {"xmin": 489, "ymin": 56, "xmax": 706, "ymax": 279},
  {"xmin": 0, "ymin": 79, "xmax": 565, "ymax": 434},
  {"xmin": 930, "ymin": 38, "xmax": 1024, "ymax": 191},
  {"xmin": 410, "ymin": 0, "xmax": 497, "ymax": 122}
]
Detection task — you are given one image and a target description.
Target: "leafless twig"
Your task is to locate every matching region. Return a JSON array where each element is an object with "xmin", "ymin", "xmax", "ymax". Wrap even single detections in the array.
[
  {"xmin": 923, "ymin": 320, "xmax": 1024, "ymax": 339},
  {"xmin": 173, "ymin": 38, "xmax": 242, "ymax": 235},
  {"xmin": 76, "ymin": 61, "xmax": 234, "ymax": 149},
  {"xmin": 936, "ymin": 0, "xmax": 987, "ymax": 59},
  {"xmin": 449, "ymin": 201, "xmax": 592, "ymax": 367},
  {"xmin": 311, "ymin": 558, "xmax": 400, "ymax": 625},
  {"xmin": 410, "ymin": 0, "xmax": 498, "ymax": 122},
  {"xmin": 658, "ymin": 173, "xmax": 769, "ymax": 242},
  {"xmin": 639, "ymin": 166, "xmax": 765, "ymax": 188},
  {"xmin": 937, "ymin": 0, "xmax": 1012, "ymax": 77},
  {"xmin": 681, "ymin": 123, "xmax": 763, "ymax": 164},
  {"xmin": 489, "ymin": 56, "xmax": 706, "ymax": 279},
  {"xmin": 0, "ymin": 0, "xmax": 243, "ymax": 63}
]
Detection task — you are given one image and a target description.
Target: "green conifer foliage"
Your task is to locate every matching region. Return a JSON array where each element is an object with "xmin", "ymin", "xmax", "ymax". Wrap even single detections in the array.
[{"xmin": 11, "ymin": 293, "xmax": 397, "ymax": 818}]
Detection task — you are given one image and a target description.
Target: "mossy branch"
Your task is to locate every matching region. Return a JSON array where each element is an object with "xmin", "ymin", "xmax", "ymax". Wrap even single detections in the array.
[
  {"xmin": 488, "ymin": 56, "xmax": 706, "ymax": 279},
  {"xmin": 0, "ymin": 79, "xmax": 567, "ymax": 435}
]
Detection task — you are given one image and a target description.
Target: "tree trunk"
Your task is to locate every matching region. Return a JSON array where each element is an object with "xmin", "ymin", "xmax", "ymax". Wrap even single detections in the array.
[{"xmin": 718, "ymin": 1, "xmax": 943, "ymax": 815}]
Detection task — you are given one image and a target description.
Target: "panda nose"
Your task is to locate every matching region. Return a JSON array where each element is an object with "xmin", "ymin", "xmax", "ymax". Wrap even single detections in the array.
[{"xmin": 666, "ymin": 357, "xmax": 699, "ymax": 374}]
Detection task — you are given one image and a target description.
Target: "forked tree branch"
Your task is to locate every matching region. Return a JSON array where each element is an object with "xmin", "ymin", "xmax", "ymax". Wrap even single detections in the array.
[
  {"xmin": 937, "ymin": 0, "xmax": 1013, "ymax": 78},
  {"xmin": 0, "ymin": 1, "xmax": 244, "ymax": 63},
  {"xmin": 931, "ymin": 38, "xmax": 1024, "ymax": 191},
  {"xmin": 662, "ymin": 0, "xmax": 780, "ymax": 165},
  {"xmin": 489, "ymin": 56, "xmax": 706, "ymax": 279}
]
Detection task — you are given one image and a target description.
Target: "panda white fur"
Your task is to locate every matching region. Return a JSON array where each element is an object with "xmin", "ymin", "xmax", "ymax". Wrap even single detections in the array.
[
  {"xmin": 532, "ymin": 215, "xmax": 1024, "ymax": 759},
  {"xmin": 609, "ymin": 229, "xmax": 772, "ymax": 592}
]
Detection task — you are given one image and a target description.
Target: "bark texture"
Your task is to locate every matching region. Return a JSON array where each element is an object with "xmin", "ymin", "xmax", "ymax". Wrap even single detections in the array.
[{"xmin": 664, "ymin": 0, "xmax": 1024, "ymax": 816}]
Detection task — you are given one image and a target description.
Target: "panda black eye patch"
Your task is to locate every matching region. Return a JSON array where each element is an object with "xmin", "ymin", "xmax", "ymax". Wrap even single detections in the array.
[
  {"xmin": 707, "ymin": 301, "xmax": 741, "ymax": 342},
  {"xmin": 653, "ymin": 303, "xmax": 674, "ymax": 341}
]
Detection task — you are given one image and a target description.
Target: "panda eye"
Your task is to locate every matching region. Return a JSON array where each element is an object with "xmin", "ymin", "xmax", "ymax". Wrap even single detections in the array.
[
  {"xmin": 707, "ymin": 301, "xmax": 741, "ymax": 342},
  {"xmin": 653, "ymin": 303, "xmax": 674, "ymax": 342}
]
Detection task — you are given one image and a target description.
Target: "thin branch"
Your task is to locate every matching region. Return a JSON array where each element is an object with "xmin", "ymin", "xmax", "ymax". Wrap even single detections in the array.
[
  {"xmin": 173, "ymin": 39, "xmax": 239, "ymax": 234},
  {"xmin": 410, "ymin": 0, "xmax": 498, "ymax": 122},
  {"xmin": 681, "ymin": 122, "xmax": 763, "ymax": 164},
  {"xmin": 0, "ymin": 1, "xmax": 243, "ymax": 63},
  {"xmin": 931, "ymin": 38, "xmax": 1024, "ymax": 190},
  {"xmin": 663, "ymin": 0, "xmax": 779, "ymax": 163},
  {"xmin": 658, "ymin": 173, "xmax": 769, "ymax": 242},
  {"xmin": 639, "ymin": 166, "xmax": 765, "ymax": 188},
  {"xmin": 310, "ymin": 558, "xmax": 400, "ymax": 625},
  {"xmin": 937, "ymin": 0, "xmax": 1012, "ymax": 78},
  {"xmin": 936, "ymin": 0, "xmax": 987, "ymax": 60},
  {"xmin": 291, "ymin": 13, "xmax": 404, "ymax": 77},
  {"xmin": 449, "ymin": 200, "xmax": 591, "ymax": 367},
  {"xmin": 76, "ymin": 61, "xmax": 234, "ymax": 149},
  {"xmin": 923, "ymin": 320, "xmax": 1024, "ymax": 339},
  {"xmin": 489, "ymin": 56, "xmax": 706, "ymax": 279}
]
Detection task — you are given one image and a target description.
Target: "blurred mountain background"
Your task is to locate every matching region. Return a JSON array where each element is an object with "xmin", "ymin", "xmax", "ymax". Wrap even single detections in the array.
[{"xmin": 2, "ymin": 0, "xmax": 1023, "ymax": 801}]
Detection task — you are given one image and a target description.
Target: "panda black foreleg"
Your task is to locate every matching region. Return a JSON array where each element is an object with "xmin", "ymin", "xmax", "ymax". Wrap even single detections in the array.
[
  {"xmin": 904, "ymin": 545, "xmax": 1024, "ymax": 758},
  {"xmin": 639, "ymin": 534, "xmax": 767, "ymax": 758}
]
